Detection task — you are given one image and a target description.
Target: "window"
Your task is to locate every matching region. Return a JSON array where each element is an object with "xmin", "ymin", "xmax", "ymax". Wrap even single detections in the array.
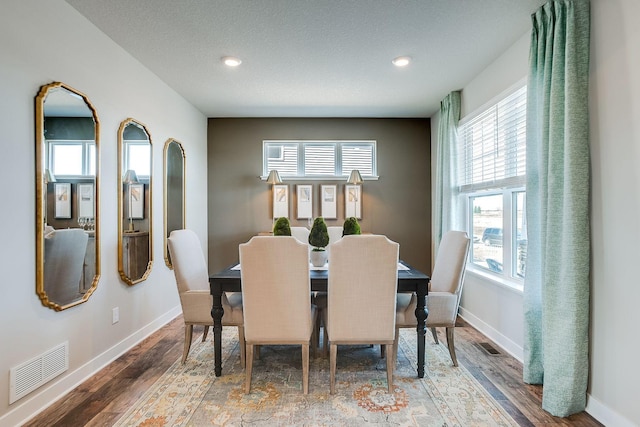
[
  {"xmin": 124, "ymin": 141, "xmax": 151, "ymax": 178},
  {"xmin": 263, "ymin": 140, "xmax": 376, "ymax": 179},
  {"xmin": 48, "ymin": 140, "xmax": 95, "ymax": 177},
  {"xmin": 458, "ymin": 85, "xmax": 527, "ymax": 281}
]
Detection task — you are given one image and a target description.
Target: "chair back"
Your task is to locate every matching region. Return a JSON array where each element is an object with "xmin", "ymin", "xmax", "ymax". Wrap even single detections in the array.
[
  {"xmin": 168, "ymin": 229, "xmax": 209, "ymax": 294},
  {"xmin": 431, "ymin": 231, "xmax": 471, "ymax": 297},
  {"xmin": 290, "ymin": 226, "xmax": 310, "ymax": 245},
  {"xmin": 44, "ymin": 229, "xmax": 88, "ymax": 300},
  {"xmin": 327, "ymin": 234, "xmax": 399, "ymax": 342},
  {"xmin": 327, "ymin": 226, "xmax": 343, "ymax": 245},
  {"xmin": 239, "ymin": 236, "xmax": 312, "ymax": 342}
]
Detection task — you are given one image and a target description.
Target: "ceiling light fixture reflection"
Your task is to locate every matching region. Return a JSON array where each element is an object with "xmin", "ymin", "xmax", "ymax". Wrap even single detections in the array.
[
  {"xmin": 221, "ymin": 56, "xmax": 242, "ymax": 67},
  {"xmin": 392, "ymin": 56, "xmax": 412, "ymax": 67}
]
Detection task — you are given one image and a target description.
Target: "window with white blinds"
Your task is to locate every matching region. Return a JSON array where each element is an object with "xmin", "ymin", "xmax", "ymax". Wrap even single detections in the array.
[
  {"xmin": 263, "ymin": 140, "xmax": 376, "ymax": 179},
  {"xmin": 458, "ymin": 86, "xmax": 527, "ymax": 193}
]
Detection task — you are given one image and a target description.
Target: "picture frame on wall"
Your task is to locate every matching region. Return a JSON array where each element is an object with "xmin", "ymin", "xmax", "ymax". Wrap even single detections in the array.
[
  {"xmin": 321, "ymin": 184, "xmax": 337, "ymax": 219},
  {"xmin": 296, "ymin": 184, "xmax": 313, "ymax": 219},
  {"xmin": 128, "ymin": 183, "xmax": 145, "ymax": 219},
  {"xmin": 345, "ymin": 184, "xmax": 362, "ymax": 219},
  {"xmin": 77, "ymin": 183, "xmax": 94, "ymax": 219},
  {"xmin": 273, "ymin": 184, "xmax": 289, "ymax": 218},
  {"xmin": 54, "ymin": 182, "xmax": 71, "ymax": 219}
]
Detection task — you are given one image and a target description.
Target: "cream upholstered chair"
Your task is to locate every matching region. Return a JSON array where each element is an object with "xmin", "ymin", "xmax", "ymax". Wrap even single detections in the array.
[
  {"xmin": 327, "ymin": 226, "xmax": 343, "ymax": 246},
  {"xmin": 168, "ymin": 229, "xmax": 245, "ymax": 365},
  {"xmin": 395, "ymin": 230, "xmax": 470, "ymax": 367},
  {"xmin": 239, "ymin": 236, "xmax": 317, "ymax": 394},
  {"xmin": 290, "ymin": 226, "xmax": 310, "ymax": 245},
  {"xmin": 325, "ymin": 234, "xmax": 399, "ymax": 394},
  {"xmin": 43, "ymin": 228, "xmax": 88, "ymax": 304}
]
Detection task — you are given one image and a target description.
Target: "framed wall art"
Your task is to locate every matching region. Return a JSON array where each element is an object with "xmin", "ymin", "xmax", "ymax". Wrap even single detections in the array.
[
  {"xmin": 77, "ymin": 183, "xmax": 94, "ymax": 219},
  {"xmin": 128, "ymin": 183, "xmax": 145, "ymax": 219},
  {"xmin": 296, "ymin": 184, "xmax": 313, "ymax": 219},
  {"xmin": 273, "ymin": 184, "xmax": 289, "ymax": 218},
  {"xmin": 345, "ymin": 184, "xmax": 362, "ymax": 219},
  {"xmin": 54, "ymin": 182, "xmax": 71, "ymax": 219},
  {"xmin": 321, "ymin": 184, "xmax": 337, "ymax": 219}
]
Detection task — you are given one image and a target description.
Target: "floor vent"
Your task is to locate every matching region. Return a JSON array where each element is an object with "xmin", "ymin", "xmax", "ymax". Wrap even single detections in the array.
[
  {"xmin": 479, "ymin": 342, "xmax": 501, "ymax": 355},
  {"xmin": 9, "ymin": 342, "xmax": 68, "ymax": 404}
]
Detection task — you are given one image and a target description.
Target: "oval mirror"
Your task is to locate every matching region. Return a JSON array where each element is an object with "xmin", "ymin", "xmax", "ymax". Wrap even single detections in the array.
[
  {"xmin": 36, "ymin": 82, "xmax": 100, "ymax": 311},
  {"xmin": 118, "ymin": 118, "xmax": 153, "ymax": 285},
  {"xmin": 163, "ymin": 139, "xmax": 185, "ymax": 269}
]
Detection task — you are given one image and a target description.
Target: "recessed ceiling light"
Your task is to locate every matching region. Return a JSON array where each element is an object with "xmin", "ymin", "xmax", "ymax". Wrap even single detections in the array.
[
  {"xmin": 222, "ymin": 56, "xmax": 242, "ymax": 67},
  {"xmin": 392, "ymin": 56, "xmax": 412, "ymax": 67}
]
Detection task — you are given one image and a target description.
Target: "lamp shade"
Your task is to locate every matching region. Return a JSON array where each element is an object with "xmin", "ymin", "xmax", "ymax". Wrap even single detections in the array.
[
  {"xmin": 122, "ymin": 169, "xmax": 139, "ymax": 184},
  {"xmin": 347, "ymin": 169, "xmax": 363, "ymax": 184},
  {"xmin": 266, "ymin": 169, "xmax": 282, "ymax": 184},
  {"xmin": 44, "ymin": 169, "xmax": 56, "ymax": 184}
]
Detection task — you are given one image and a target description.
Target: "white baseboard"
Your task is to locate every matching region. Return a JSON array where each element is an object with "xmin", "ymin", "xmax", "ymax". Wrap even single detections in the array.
[
  {"xmin": 0, "ymin": 306, "xmax": 181, "ymax": 427},
  {"xmin": 586, "ymin": 393, "xmax": 637, "ymax": 427},
  {"xmin": 458, "ymin": 306, "xmax": 524, "ymax": 362}
]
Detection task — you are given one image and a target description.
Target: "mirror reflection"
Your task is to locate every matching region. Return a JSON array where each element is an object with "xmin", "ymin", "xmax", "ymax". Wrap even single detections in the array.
[
  {"xmin": 164, "ymin": 139, "xmax": 185, "ymax": 269},
  {"xmin": 118, "ymin": 119, "xmax": 152, "ymax": 285},
  {"xmin": 36, "ymin": 82, "xmax": 100, "ymax": 311}
]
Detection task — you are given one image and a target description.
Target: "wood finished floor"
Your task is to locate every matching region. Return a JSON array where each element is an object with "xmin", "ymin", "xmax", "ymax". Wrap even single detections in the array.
[{"xmin": 24, "ymin": 316, "xmax": 602, "ymax": 427}]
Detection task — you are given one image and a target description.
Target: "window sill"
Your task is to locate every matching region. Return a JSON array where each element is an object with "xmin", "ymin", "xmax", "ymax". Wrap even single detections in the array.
[
  {"xmin": 466, "ymin": 267, "xmax": 524, "ymax": 295},
  {"xmin": 260, "ymin": 176, "xmax": 379, "ymax": 181}
]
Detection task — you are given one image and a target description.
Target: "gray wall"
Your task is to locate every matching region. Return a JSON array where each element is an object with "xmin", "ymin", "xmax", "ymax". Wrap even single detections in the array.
[{"xmin": 207, "ymin": 118, "xmax": 432, "ymax": 273}]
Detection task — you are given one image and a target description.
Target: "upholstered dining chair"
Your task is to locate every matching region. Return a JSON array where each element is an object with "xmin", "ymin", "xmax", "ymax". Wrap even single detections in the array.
[
  {"xmin": 168, "ymin": 229, "xmax": 245, "ymax": 365},
  {"xmin": 394, "ymin": 230, "xmax": 470, "ymax": 367},
  {"xmin": 324, "ymin": 234, "xmax": 399, "ymax": 394},
  {"xmin": 239, "ymin": 236, "xmax": 317, "ymax": 394},
  {"xmin": 290, "ymin": 226, "xmax": 311, "ymax": 245}
]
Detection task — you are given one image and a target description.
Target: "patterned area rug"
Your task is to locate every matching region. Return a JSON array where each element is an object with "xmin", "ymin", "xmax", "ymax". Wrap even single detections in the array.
[{"xmin": 114, "ymin": 328, "xmax": 517, "ymax": 426}]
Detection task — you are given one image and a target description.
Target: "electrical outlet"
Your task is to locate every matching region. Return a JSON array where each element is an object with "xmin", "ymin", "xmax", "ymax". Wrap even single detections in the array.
[{"xmin": 112, "ymin": 307, "xmax": 119, "ymax": 324}]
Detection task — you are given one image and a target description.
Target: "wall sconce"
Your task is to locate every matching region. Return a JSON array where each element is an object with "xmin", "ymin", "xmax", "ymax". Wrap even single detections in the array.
[
  {"xmin": 346, "ymin": 170, "xmax": 363, "ymax": 219},
  {"xmin": 266, "ymin": 169, "xmax": 282, "ymax": 185},
  {"xmin": 122, "ymin": 169, "xmax": 139, "ymax": 232}
]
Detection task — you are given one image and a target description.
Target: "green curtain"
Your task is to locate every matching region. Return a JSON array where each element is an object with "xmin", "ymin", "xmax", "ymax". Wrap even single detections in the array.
[
  {"xmin": 523, "ymin": 0, "xmax": 591, "ymax": 417},
  {"xmin": 434, "ymin": 91, "xmax": 461, "ymax": 253}
]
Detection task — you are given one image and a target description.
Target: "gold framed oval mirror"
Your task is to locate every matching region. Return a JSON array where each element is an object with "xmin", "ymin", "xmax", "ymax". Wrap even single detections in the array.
[
  {"xmin": 36, "ymin": 81, "xmax": 100, "ymax": 311},
  {"xmin": 163, "ymin": 139, "xmax": 185, "ymax": 269},
  {"xmin": 117, "ymin": 118, "xmax": 153, "ymax": 285}
]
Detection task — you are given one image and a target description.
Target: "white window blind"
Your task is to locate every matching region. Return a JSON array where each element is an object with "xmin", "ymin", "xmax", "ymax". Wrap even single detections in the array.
[
  {"xmin": 263, "ymin": 140, "xmax": 376, "ymax": 178},
  {"xmin": 458, "ymin": 86, "xmax": 527, "ymax": 193}
]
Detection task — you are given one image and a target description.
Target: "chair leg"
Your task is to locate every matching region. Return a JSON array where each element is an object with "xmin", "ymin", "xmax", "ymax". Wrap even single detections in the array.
[
  {"xmin": 302, "ymin": 343, "xmax": 310, "ymax": 394},
  {"xmin": 202, "ymin": 325, "xmax": 209, "ymax": 342},
  {"xmin": 329, "ymin": 343, "xmax": 338, "ymax": 394},
  {"xmin": 386, "ymin": 346, "xmax": 394, "ymax": 393},
  {"xmin": 182, "ymin": 324, "xmax": 194, "ymax": 364},
  {"xmin": 445, "ymin": 327, "xmax": 458, "ymax": 367},
  {"xmin": 431, "ymin": 327, "xmax": 439, "ymax": 344},
  {"xmin": 322, "ymin": 327, "xmax": 329, "ymax": 359},
  {"xmin": 392, "ymin": 328, "xmax": 400, "ymax": 366},
  {"xmin": 238, "ymin": 326, "xmax": 246, "ymax": 368},
  {"xmin": 245, "ymin": 344, "xmax": 254, "ymax": 394}
]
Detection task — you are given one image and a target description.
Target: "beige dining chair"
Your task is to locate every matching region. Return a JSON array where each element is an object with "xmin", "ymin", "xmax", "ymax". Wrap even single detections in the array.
[
  {"xmin": 239, "ymin": 236, "xmax": 317, "ymax": 394},
  {"xmin": 168, "ymin": 229, "xmax": 245, "ymax": 365},
  {"xmin": 394, "ymin": 230, "xmax": 470, "ymax": 367},
  {"xmin": 290, "ymin": 226, "xmax": 310, "ymax": 245},
  {"xmin": 324, "ymin": 234, "xmax": 399, "ymax": 394}
]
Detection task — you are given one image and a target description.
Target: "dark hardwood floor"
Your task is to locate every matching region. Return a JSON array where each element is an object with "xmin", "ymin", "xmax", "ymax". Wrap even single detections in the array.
[{"xmin": 24, "ymin": 316, "xmax": 602, "ymax": 426}]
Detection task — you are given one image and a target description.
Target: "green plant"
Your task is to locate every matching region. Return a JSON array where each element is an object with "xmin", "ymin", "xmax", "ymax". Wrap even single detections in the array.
[
  {"xmin": 308, "ymin": 217, "xmax": 329, "ymax": 251},
  {"xmin": 272, "ymin": 217, "xmax": 291, "ymax": 236},
  {"xmin": 342, "ymin": 217, "xmax": 361, "ymax": 236}
]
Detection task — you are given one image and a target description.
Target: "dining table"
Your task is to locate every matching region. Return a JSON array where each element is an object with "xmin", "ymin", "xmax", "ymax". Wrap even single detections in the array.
[{"xmin": 209, "ymin": 260, "xmax": 430, "ymax": 378}]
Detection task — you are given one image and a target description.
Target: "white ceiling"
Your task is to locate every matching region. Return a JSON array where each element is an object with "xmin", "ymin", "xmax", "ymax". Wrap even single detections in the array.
[{"xmin": 65, "ymin": 0, "xmax": 545, "ymax": 118}]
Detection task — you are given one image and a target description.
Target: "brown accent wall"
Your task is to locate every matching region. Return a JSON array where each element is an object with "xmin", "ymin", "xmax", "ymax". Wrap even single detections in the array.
[{"xmin": 207, "ymin": 118, "xmax": 432, "ymax": 273}]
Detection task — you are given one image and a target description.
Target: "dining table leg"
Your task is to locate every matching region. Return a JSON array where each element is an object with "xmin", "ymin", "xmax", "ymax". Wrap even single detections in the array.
[
  {"xmin": 210, "ymin": 281, "xmax": 224, "ymax": 377},
  {"xmin": 415, "ymin": 284, "xmax": 428, "ymax": 378}
]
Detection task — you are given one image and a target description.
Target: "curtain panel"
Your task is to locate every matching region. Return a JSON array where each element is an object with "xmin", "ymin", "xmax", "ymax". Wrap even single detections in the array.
[
  {"xmin": 434, "ymin": 91, "xmax": 461, "ymax": 254},
  {"xmin": 523, "ymin": 0, "xmax": 591, "ymax": 417}
]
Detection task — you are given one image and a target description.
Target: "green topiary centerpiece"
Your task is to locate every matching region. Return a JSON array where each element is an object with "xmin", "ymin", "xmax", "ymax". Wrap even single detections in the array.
[
  {"xmin": 342, "ymin": 217, "xmax": 361, "ymax": 236},
  {"xmin": 308, "ymin": 217, "xmax": 329, "ymax": 266},
  {"xmin": 273, "ymin": 217, "xmax": 292, "ymax": 236}
]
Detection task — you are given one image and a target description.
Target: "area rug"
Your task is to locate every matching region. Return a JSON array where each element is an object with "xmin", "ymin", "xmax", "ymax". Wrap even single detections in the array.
[{"xmin": 114, "ymin": 328, "xmax": 517, "ymax": 426}]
